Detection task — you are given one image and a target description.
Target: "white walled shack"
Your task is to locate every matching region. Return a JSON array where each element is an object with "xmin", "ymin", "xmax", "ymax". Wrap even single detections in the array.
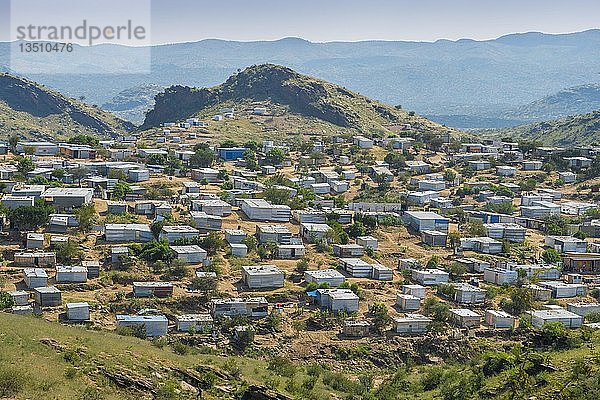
[
  {"xmin": 529, "ymin": 309, "xmax": 583, "ymax": 328},
  {"xmin": 12, "ymin": 305, "xmax": 34, "ymax": 315},
  {"xmin": 190, "ymin": 211, "xmax": 222, "ymax": 232},
  {"xmin": 403, "ymin": 211, "xmax": 449, "ymax": 233},
  {"xmin": 241, "ymin": 265, "xmax": 285, "ymax": 289},
  {"xmin": 105, "ymin": 224, "xmax": 153, "ymax": 242},
  {"xmin": 82, "ymin": 260, "xmax": 100, "ymax": 279},
  {"xmin": 450, "ymin": 308, "xmax": 481, "ymax": 328},
  {"xmin": 484, "ymin": 267, "xmax": 518, "ymax": 285},
  {"xmin": 111, "ymin": 246, "xmax": 129, "ymax": 264},
  {"xmin": 116, "ymin": 315, "xmax": 168, "ymax": 337},
  {"xmin": 401, "ymin": 284, "xmax": 426, "ymax": 299},
  {"xmin": 211, "ymin": 297, "xmax": 269, "ymax": 318},
  {"xmin": 333, "ymin": 244, "xmax": 365, "ymax": 257},
  {"xmin": 26, "ymin": 233, "xmax": 44, "ymax": 249},
  {"xmin": 225, "ymin": 229, "xmax": 247, "ymax": 244},
  {"xmin": 66, "ymin": 302, "xmax": 90, "ymax": 321},
  {"xmin": 190, "ymin": 199, "xmax": 232, "ymax": 216},
  {"xmin": 276, "ymin": 244, "xmax": 306, "ymax": 259},
  {"xmin": 483, "ymin": 223, "xmax": 526, "ymax": 242},
  {"xmin": 171, "ymin": 245, "xmax": 208, "ymax": 264},
  {"xmin": 316, "ymin": 289, "xmax": 359, "ymax": 313},
  {"xmin": 545, "ymin": 236, "xmax": 588, "ymax": 253},
  {"xmin": 342, "ymin": 320, "xmax": 371, "ymax": 337},
  {"xmin": 394, "ymin": 314, "xmax": 432, "ymax": 334},
  {"xmin": 411, "ymin": 269, "xmax": 449, "ymax": 286},
  {"xmin": 304, "ymin": 269, "xmax": 346, "ymax": 286},
  {"xmin": 55, "ymin": 266, "xmax": 88, "ymax": 283},
  {"xmin": 159, "ymin": 225, "xmax": 200, "ymax": 243},
  {"xmin": 396, "ymin": 294, "xmax": 421, "ymax": 311},
  {"xmin": 1, "ymin": 195, "xmax": 35, "ymax": 209},
  {"xmin": 485, "ymin": 310, "xmax": 515, "ymax": 328},
  {"xmin": 356, "ymin": 236, "xmax": 378, "ymax": 250},
  {"xmin": 240, "ymin": 199, "xmax": 291, "ymax": 222},
  {"xmin": 230, "ymin": 243, "xmax": 248, "ymax": 257},
  {"xmin": 42, "ymin": 187, "xmax": 93, "ymax": 210},
  {"xmin": 34, "ymin": 286, "xmax": 62, "ymax": 307},
  {"xmin": 9, "ymin": 290, "xmax": 29, "ymax": 306},
  {"xmin": 340, "ymin": 258, "xmax": 372, "ymax": 278},
  {"xmin": 256, "ymin": 225, "xmax": 292, "ymax": 244},
  {"xmin": 175, "ymin": 314, "xmax": 214, "ymax": 332},
  {"xmin": 300, "ymin": 223, "xmax": 331, "ymax": 243},
  {"xmin": 452, "ymin": 283, "xmax": 486, "ymax": 304},
  {"xmin": 14, "ymin": 252, "xmax": 56, "ymax": 267},
  {"xmin": 372, "ymin": 264, "xmax": 393, "ymax": 281},
  {"xmin": 566, "ymin": 302, "xmax": 600, "ymax": 317},
  {"xmin": 24, "ymin": 268, "xmax": 48, "ymax": 289},
  {"xmin": 133, "ymin": 282, "xmax": 174, "ymax": 298},
  {"xmin": 421, "ymin": 230, "xmax": 448, "ymax": 247},
  {"xmin": 538, "ymin": 281, "xmax": 587, "ymax": 298}
]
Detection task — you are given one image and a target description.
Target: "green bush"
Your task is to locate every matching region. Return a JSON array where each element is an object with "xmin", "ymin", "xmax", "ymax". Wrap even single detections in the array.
[
  {"xmin": 0, "ymin": 366, "xmax": 26, "ymax": 397},
  {"xmin": 267, "ymin": 356, "xmax": 297, "ymax": 378}
]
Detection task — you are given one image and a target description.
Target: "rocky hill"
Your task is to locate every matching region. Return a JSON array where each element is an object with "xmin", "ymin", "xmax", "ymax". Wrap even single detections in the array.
[
  {"xmin": 485, "ymin": 109, "xmax": 600, "ymax": 146},
  {"xmin": 508, "ymin": 83, "xmax": 600, "ymax": 121},
  {"xmin": 141, "ymin": 64, "xmax": 450, "ymax": 135},
  {"xmin": 0, "ymin": 73, "xmax": 134, "ymax": 139}
]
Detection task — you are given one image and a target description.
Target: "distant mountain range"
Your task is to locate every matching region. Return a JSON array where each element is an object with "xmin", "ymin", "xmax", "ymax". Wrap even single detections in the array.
[
  {"xmin": 102, "ymin": 84, "xmax": 164, "ymax": 125},
  {"xmin": 2, "ymin": 30, "xmax": 600, "ymax": 128},
  {"xmin": 0, "ymin": 73, "xmax": 134, "ymax": 140}
]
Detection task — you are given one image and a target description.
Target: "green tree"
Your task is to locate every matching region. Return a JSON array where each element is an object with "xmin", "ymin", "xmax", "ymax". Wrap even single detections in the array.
[
  {"xmin": 5, "ymin": 200, "xmax": 53, "ymax": 230},
  {"xmin": 370, "ymin": 303, "xmax": 391, "ymax": 333},
  {"xmin": 55, "ymin": 240, "xmax": 82, "ymax": 264},
  {"xmin": 190, "ymin": 144, "xmax": 215, "ymax": 168},
  {"xmin": 111, "ymin": 181, "xmax": 131, "ymax": 201},
  {"xmin": 265, "ymin": 148, "xmax": 286, "ymax": 165},
  {"xmin": 75, "ymin": 202, "xmax": 98, "ymax": 233},
  {"xmin": 15, "ymin": 157, "xmax": 35, "ymax": 175},
  {"xmin": 542, "ymin": 248, "xmax": 561, "ymax": 264},
  {"xmin": 68, "ymin": 134, "xmax": 99, "ymax": 147},
  {"xmin": 70, "ymin": 166, "xmax": 89, "ymax": 186},
  {"xmin": 8, "ymin": 134, "xmax": 19, "ymax": 153}
]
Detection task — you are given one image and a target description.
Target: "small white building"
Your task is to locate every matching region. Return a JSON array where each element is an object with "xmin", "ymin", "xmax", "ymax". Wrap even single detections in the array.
[
  {"xmin": 24, "ymin": 268, "xmax": 48, "ymax": 289},
  {"xmin": 396, "ymin": 294, "xmax": 421, "ymax": 311},
  {"xmin": 171, "ymin": 245, "xmax": 208, "ymax": 264},
  {"xmin": 240, "ymin": 199, "xmax": 291, "ymax": 222},
  {"xmin": 567, "ymin": 302, "xmax": 600, "ymax": 317},
  {"xmin": 411, "ymin": 269, "xmax": 449, "ymax": 286},
  {"xmin": 316, "ymin": 289, "xmax": 359, "ymax": 313},
  {"xmin": 159, "ymin": 225, "xmax": 200, "ymax": 243},
  {"xmin": 450, "ymin": 308, "xmax": 481, "ymax": 328},
  {"xmin": 55, "ymin": 266, "xmax": 88, "ymax": 283},
  {"xmin": 401, "ymin": 284, "xmax": 426, "ymax": 299},
  {"xmin": 66, "ymin": 302, "xmax": 90, "ymax": 321},
  {"xmin": 529, "ymin": 308, "xmax": 583, "ymax": 328},
  {"xmin": 485, "ymin": 310, "xmax": 515, "ymax": 328},
  {"xmin": 451, "ymin": 283, "xmax": 486, "ymax": 304},
  {"xmin": 26, "ymin": 233, "xmax": 44, "ymax": 249},
  {"xmin": 175, "ymin": 314, "xmax": 214, "ymax": 332},
  {"xmin": 340, "ymin": 258, "xmax": 372, "ymax": 278},
  {"xmin": 116, "ymin": 314, "xmax": 169, "ymax": 337},
  {"xmin": 241, "ymin": 265, "xmax": 285, "ymax": 289},
  {"xmin": 393, "ymin": 314, "xmax": 431, "ymax": 334},
  {"xmin": 304, "ymin": 269, "xmax": 345, "ymax": 286},
  {"xmin": 483, "ymin": 267, "xmax": 518, "ymax": 286},
  {"xmin": 356, "ymin": 236, "xmax": 378, "ymax": 250},
  {"xmin": 403, "ymin": 211, "xmax": 449, "ymax": 233}
]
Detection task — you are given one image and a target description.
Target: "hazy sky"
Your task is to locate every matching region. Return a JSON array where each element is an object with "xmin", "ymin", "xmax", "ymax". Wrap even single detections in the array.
[{"xmin": 1, "ymin": 0, "xmax": 599, "ymax": 43}]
